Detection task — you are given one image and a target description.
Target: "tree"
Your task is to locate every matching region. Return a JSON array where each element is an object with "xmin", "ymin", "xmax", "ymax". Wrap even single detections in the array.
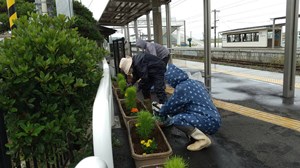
[
  {"xmin": 72, "ymin": 1, "xmax": 104, "ymax": 45},
  {"xmin": 0, "ymin": 0, "xmax": 35, "ymax": 33}
]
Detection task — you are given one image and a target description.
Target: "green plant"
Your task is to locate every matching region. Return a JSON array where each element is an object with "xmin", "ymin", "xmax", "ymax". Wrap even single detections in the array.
[
  {"xmin": 125, "ymin": 86, "xmax": 137, "ymax": 111},
  {"xmin": 118, "ymin": 79, "xmax": 127, "ymax": 95},
  {"xmin": 135, "ymin": 111, "xmax": 157, "ymax": 154},
  {"xmin": 164, "ymin": 155, "xmax": 188, "ymax": 168},
  {"xmin": 73, "ymin": 1, "xmax": 104, "ymax": 45},
  {"xmin": 136, "ymin": 110, "xmax": 155, "ymax": 139},
  {"xmin": 117, "ymin": 73, "xmax": 126, "ymax": 83},
  {"xmin": 0, "ymin": 13, "xmax": 105, "ymax": 166}
]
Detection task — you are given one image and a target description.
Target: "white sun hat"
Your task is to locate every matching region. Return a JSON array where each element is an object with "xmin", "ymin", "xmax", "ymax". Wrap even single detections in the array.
[{"xmin": 119, "ymin": 56, "xmax": 133, "ymax": 75}]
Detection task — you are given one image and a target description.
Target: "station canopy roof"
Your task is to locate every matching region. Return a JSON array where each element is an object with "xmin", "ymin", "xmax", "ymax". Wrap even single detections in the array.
[
  {"xmin": 220, "ymin": 23, "xmax": 286, "ymax": 34},
  {"xmin": 99, "ymin": 0, "xmax": 171, "ymax": 26}
]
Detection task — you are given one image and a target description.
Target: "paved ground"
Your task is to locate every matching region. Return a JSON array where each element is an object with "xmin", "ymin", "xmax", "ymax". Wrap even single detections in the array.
[{"xmin": 111, "ymin": 59, "xmax": 300, "ymax": 168}]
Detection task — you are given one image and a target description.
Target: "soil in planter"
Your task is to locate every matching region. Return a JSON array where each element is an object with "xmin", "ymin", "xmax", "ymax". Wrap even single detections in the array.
[
  {"xmin": 121, "ymin": 101, "xmax": 148, "ymax": 116},
  {"xmin": 112, "ymin": 81, "xmax": 118, "ymax": 89},
  {"xmin": 130, "ymin": 125, "xmax": 169, "ymax": 155},
  {"xmin": 116, "ymin": 89, "xmax": 125, "ymax": 99},
  {"xmin": 143, "ymin": 99, "xmax": 153, "ymax": 112}
]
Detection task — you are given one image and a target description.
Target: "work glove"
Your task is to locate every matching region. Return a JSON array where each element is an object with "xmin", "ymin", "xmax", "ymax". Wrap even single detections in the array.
[
  {"xmin": 152, "ymin": 101, "xmax": 163, "ymax": 116},
  {"xmin": 126, "ymin": 82, "xmax": 132, "ymax": 87},
  {"xmin": 152, "ymin": 101, "xmax": 173, "ymax": 127}
]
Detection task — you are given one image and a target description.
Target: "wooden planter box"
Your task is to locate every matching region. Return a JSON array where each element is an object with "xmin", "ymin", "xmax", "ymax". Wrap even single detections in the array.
[
  {"xmin": 127, "ymin": 120, "xmax": 172, "ymax": 168},
  {"xmin": 117, "ymin": 99, "xmax": 147, "ymax": 128}
]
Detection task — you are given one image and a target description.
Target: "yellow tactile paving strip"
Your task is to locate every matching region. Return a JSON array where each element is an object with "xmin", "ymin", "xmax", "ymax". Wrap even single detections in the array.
[
  {"xmin": 212, "ymin": 68, "xmax": 300, "ymax": 89},
  {"xmin": 213, "ymin": 99, "xmax": 300, "ymax": 132},
  {"xmin": 165, "ymin": 87, "xmax": 300, "ymax": 132}
]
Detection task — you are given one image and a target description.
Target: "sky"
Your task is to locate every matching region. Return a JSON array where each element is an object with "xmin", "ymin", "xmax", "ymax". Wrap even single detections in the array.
[{"xmin": 80, "ymin": 0, "xmax": 293, "ymax": 40}]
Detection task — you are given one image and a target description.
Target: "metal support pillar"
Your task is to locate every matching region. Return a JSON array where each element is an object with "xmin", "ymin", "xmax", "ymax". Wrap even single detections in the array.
[
  {"xmin": 213, "ymin": 9, "xmax": 220, "ymax": 48},
  {"xmin": 152, "ymin": 0, "xmax": 163, "ymax": 44},
  {"xmin": 177, "ymin": 27, "xmax": 181, "ymax": 46},
  {"xmin": 283, "ymin": 0, "xmax": 299, "ymax": 98},
  {"xmin": 123, "ymin": 26, "xmax": 127, "ymax": 41},
  {"xmin": 126, "ymin": 24, "xmax": 130, "ymax": 42},
  {"xmin": 184, "ymin": 20, "xmax": 187, "ymax": 45},
  {"xmin": 166, "ymin": 3, "xmax": 171, "ymax": 48},
  {"xmin": 166, "ymin": 2, "xmax": 172, "ymax": 63},
  {"xmin": 146, "ymin": 13, "xmax": 151, "ymax": 41},
  {"xmin": 134, "ymin": 19, "xmax": 139, "ymax": 51},
  {"xmin": 272, "ymin": 19, "xmax": 275, "ymax": 49},
  {"xmin": 203, "ymin": 0, "xmax": 212, "ymax": 91}
]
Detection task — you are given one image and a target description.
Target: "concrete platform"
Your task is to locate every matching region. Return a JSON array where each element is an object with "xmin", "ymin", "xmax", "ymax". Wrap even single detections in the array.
[{"xmin": 111, "ymin": 59, "xmax": 300, "ymax": 168}]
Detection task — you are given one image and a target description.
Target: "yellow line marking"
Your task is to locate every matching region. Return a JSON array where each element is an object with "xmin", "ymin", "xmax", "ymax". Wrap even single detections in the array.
[
  {"xmin": 213, "ymin": 99, "xmax": 300, "ymax": 132},
  {"xmin": 165, "ymin": 86, "xmax": 300, "ymax": 132}
]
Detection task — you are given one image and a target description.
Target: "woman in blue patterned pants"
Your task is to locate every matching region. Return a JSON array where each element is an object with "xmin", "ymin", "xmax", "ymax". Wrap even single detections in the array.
[{"xmin": 155, "ymin": 64, "xmax": 221, "ymax": 151}]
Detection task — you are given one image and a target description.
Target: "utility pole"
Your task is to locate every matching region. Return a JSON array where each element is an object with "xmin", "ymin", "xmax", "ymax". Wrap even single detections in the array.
[{"xmin": 212, "ymin": 9, "xmax": 220, "ymax": 48}]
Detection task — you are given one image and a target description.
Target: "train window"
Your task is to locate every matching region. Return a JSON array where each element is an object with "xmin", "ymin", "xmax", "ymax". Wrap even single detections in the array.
[
  {"xmin": 253, "ymin": 32, "xmax": 259, "ymax": 41},
  {"xmin": 246, "ymin": 33, "xmax": 252, "ymax": 41},
  {"xmin": 227, "ymin": 35, "xmax": 231, "ymax": 42},
  {"xmin": 234, "ymin": 34, "xmax": 241, "ymax": 42},
  {"xmin": 225, "ymin": 32, "xmax": 259, "ymax": 42}
]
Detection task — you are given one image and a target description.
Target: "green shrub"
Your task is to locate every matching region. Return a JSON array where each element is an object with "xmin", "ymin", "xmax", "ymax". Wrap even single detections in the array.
[
  {"xmin": 118, "ymin": 79, "xmax": 127, "ymax": 95},
  {"xmin": 73, "ymin": 1, "xmax": 104, "ymax": 45},
  {"xmin": 164, "ymin": 155, "xmax": 188, "ymax": 168},
  {"xmin": 136, "ymin": 110, "xmax": 155, "ymax": 139},
  {"xmin": 117, "ymin": 73, "xmax": 126, "ymax": 83},
  {"xmin": 125, "ymin": 86, "xmax": 137, "ymax": 110},
  {"xmin": 0, "ymin": 13, "xmax": 105, "ymax": 165}
]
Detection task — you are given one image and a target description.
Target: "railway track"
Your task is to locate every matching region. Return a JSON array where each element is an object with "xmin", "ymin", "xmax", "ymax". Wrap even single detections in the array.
[{"xmin": 173, "ymin": 55, "xmax": 300, "ymax": 73}]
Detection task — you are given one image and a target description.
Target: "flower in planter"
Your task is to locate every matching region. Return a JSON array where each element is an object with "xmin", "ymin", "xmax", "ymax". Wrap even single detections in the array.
[
  {"xmin": 140, "ymin": 138, "xmax": 157, "ymax": 154},
  {"xmin": 125, "ymin": 86, "xmax": 137, "ymax": 111},
  {"xmin": 136, "ymin": 111, "xmax": 157, "ymax": 154},
  {"xmin": 164, "ymin": 155, "xmax": 188, "ymax": 168},
  {"xmin": 131, "ymin": 107, "xmax": 139, "ymax": 113}
]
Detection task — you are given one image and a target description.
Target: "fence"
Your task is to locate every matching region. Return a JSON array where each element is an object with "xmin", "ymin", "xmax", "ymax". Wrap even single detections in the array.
[
  {"xmin": 76, "ymin": 58, "xmax": 114, "ymax": 168},
  {"xmin": 111, "ymin": 38, "xmax": 125, "ymax": 74}
]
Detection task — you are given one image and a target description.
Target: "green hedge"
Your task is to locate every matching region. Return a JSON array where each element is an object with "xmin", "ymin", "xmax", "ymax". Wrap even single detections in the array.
[{"xmin": 0, "ymin": 13, "xmax": 105, "ymax": 166}]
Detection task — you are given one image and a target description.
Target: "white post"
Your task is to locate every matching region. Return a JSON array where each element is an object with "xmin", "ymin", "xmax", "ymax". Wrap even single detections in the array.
[
  {"xmin": 177, "ymin": 27, "xmax": 181, "ymax": 46},
  {"xmin": 41, "ymin": 0, "xmax": 47, "ymax": 15},
  {"xmin": 55, "ymin": 0, "xmax": 74, "ymax": 17}
]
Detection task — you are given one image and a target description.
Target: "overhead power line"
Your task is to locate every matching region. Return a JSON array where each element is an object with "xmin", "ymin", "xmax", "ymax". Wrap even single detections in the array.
[
  {"xmin": 220, "ymin": 2, "xmax": 283, "ymax": 19},
  {"xmin": 218, "ymin": 0, "xmax": 258, "ymax": 11},
  {"xmin": 171, "ymin": 0, "xmax": 187, "ymax": 8},
  {"xmin": 88, "ymin": 0, "xmax": 93, "ymax": 8}
]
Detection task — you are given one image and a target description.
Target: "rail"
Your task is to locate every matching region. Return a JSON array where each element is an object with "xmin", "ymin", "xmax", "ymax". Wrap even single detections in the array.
[{"xmin": 76, "ymin": 58, "xmax": 115, "ymax": 168}]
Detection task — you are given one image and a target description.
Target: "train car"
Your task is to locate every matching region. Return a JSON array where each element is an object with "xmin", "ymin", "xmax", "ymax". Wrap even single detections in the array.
[{"xmin": 220, "ymin": 24, "xmax": 285, "ymax": 48}]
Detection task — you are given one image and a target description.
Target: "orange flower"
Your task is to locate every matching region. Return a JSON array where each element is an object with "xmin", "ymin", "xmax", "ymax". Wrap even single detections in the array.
[{"xmin": 131, "ymin": 107, "xmax": 139, "ymax": 113}]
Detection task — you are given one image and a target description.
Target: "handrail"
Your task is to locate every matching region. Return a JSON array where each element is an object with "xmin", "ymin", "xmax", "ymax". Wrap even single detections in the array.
[{"xmin": 76, "ymin": 58, "xmax": 114, "ymax": 168}]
